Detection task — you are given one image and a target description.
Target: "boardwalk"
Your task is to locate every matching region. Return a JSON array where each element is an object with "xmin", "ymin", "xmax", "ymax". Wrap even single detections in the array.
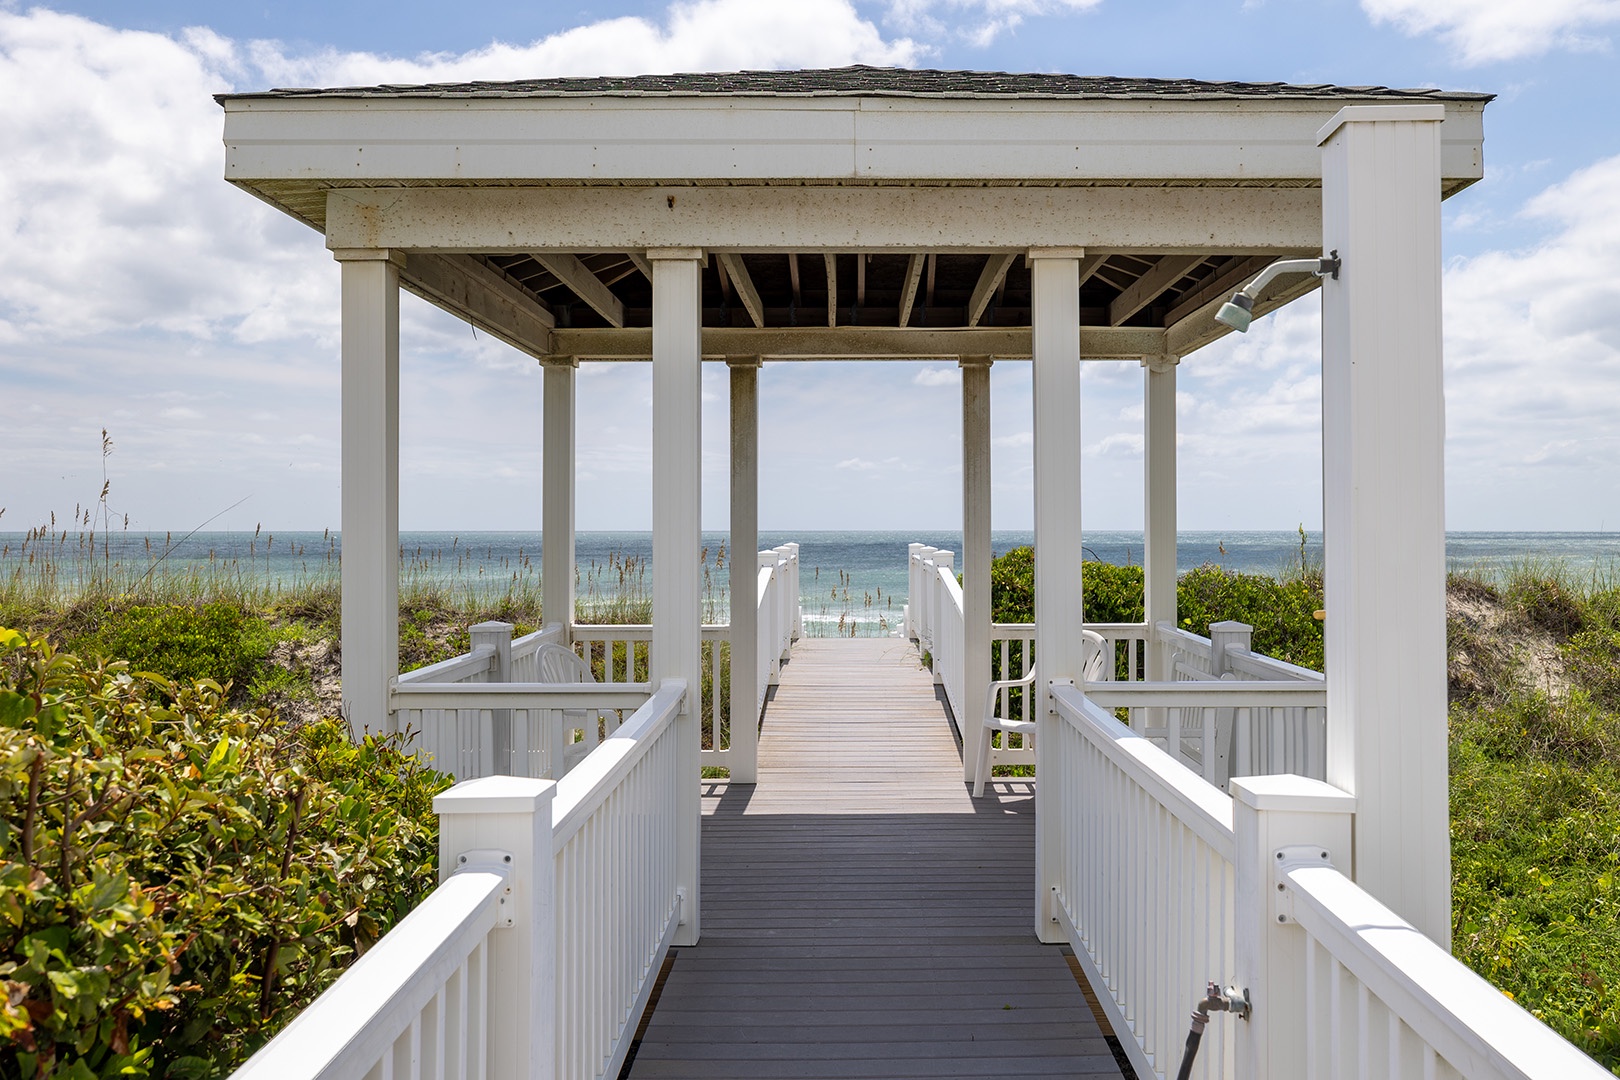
[{"xmin": 626, "ymin": 637, "xmax": 1129, "ymax": 1080}]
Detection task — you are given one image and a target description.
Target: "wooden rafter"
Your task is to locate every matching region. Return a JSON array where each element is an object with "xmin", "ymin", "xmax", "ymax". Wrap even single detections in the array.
[
  {"xmin": 627, "ymin": 252, "xmax": 653, "ymax": 281},
  {"xmin": 532, "ymin": 253, "xmax": 625, "ymax": 327},
  {"xmin": 787, "ymin": 253, "xmax": 801, "ymax": 307},
  {"xmin": 824, "ymin": 254, "xmax": 837, "ymax": 328},
  {"xmin": 1077, "ymin": 252, "xmax": 1109, "ymax": 288},
  {"xmin": 1161, "ymin": 256, "xmax": 1271, "ymax": 327},
  {"xmin": 897, "ymin": 253, "xmax": 926, "ymax": 328},
  {"xmin": 717, "ymin": 253, "xmax": 766, "ymax": 328},
  {"xmin": 966, "ymin": 253, "xmax": 1018, "ymax": 328},
  {"xmin": 1108, "ymin": 255, "xmax": 1205, "ymax": 326}
]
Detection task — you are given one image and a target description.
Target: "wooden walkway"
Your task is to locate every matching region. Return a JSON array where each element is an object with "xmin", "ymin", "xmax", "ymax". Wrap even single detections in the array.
[{"xmin": 626, "ymin": 637, "xmax": 1128, "ymax": 1080}]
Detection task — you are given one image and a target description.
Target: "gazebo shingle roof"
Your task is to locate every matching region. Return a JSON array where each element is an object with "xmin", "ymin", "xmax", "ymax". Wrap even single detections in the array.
[{"xmin": 219, "ymin": 65, "xmax": 1493, "ymax": 103}]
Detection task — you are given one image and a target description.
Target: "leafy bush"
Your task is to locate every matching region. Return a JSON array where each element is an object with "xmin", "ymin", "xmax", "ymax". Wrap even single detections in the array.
[
  {"xmin": 986, "ymin": 548, "xmax": 1324, "ymax": 672},
  {"xmin": 0, "ymin": 628, "xmax": 449, "ymax": 1078},
  {"xmin": 63, "ymin": 604, "xmax": 276, "ymax": 701}
]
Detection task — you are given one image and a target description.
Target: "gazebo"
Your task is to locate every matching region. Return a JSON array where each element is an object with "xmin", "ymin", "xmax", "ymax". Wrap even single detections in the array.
[{"xmin": 214, "ymin": 71, "xmax": 1598, "ymax": 1080}]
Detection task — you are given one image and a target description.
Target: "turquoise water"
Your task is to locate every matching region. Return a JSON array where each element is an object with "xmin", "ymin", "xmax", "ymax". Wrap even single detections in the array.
[{"xmin": 6, "ymin": 529, "xmax": 1619, "ymax": 637}]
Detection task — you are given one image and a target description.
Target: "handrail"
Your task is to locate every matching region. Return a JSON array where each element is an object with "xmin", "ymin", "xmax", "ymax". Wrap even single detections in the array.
[
  {"xmin": 553, "ymin": 680, "xmax": 685, "ymax": 847},
  {"xmin": 395, "ymin": 643, "xmax": 496, "ymax": 686},
  {"xmin": 389, "ymin": 681, "xmax": 653, "ymax": 711},
  {"xmin": 1050, "ymin": 681, "xmax": 1234, "ymax": 856},
  {"xmin": 1284, "ymin": 864, "xmax": 1613, "ymax": 1079},
  {"xmin": 1225, "ymin": 648, "xmax": 1323, "ymax": 683},
  {"xmin": 232, "ymin": 867, "xmax": 506, "ymax": 1080},
  {"xmin": 1085, "ymin": 680, "xmax": 1327, "ymax": 708}
]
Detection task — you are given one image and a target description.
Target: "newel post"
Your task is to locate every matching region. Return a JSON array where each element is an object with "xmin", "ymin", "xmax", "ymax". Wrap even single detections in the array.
[
  {"xmin": 1230, "ymin": 775, "xmax": 1355, "ymax": 1080},
  {"xmin": 758, "ymin": 552, "xmax": 781, "ymax": 684},
  {"xmin": 435, "ymin": 776, "xmax": 558, "ymax": 1080},
  {"xmin": 471, "ymin": 621, "xmax": 514, "ymax": 774},
  {"xmin": 930, "ymin": 551, "xmax": 954, "ymax": 685},
  {"xmin": 1209, "ymin": 620, "xmax": 1253, "ymax": 676}
]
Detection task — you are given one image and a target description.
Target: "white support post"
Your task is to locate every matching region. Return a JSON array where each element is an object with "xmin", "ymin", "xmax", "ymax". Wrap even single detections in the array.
[
  {"xmin": 786, "ymin": 542, "xmax": 802, "ymax": 640},
  {"xmin": 774, "ymin": 545, "xmax": 795, "ymax": 657},
  {"xmin": 651, "ymin": 248, "xmax": 705, "ymax": 946},
  {"xmin": 1143, "ymin": 354, "xmax": 1179, "ymax": 681},
  {"xmin": 542, "ymin": 360, "xmax": 576, "ymax": 636},
  {"xmin": 336, "ymin": 249, "xmax": 402, "ymax": 739},
  {"xmin": 1029, "ymin": 247, "xmax": 1084, "ymax": 942},
  {"xmin": 1318, "ymin": 105, "xmax": 1450, "ymax": 945},
  {"xmin": 961, "ymin": 357, "xmax": 994, "ymax": 783},
  {"xmin": 470, "ymin": 622, "xmax": 515, "ymax": 774},
  {"xmin": 931, "ymin": 550, "xmax": 953, "ymax": 685},
  {"xmin": 906, "ymin": 542, "xmax": 924, "ymax": 640},
  {"xmin": 434, "ymin": 776, "xmax": 559, "ymax": 1080},
  {"xmin": 1230, "ymin": 776, "xmax": 1356, "ymax": 1080},
  {"xmin": 728, "ymin": 357, "xmax": 761, "ymax": 785},
  {"xmin": 759, "ymin": 551, "xmax": 781, "ymax": 684}
]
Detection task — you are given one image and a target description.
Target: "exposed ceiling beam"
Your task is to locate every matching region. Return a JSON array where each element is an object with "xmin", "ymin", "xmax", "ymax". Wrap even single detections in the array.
[
  {"xmin": 966, "ymin": 253, "xmax": 1018, "ymax": 328},
  {"xmin": 544, "ymin": 325, "xmax": 1167, "ymax": 362},
  {"xmin": 824, "ymin": 253, "xmax": 837, "ymax": 328},
  {"xmin": 716, "ymin": 253, "xmax": 766, "ymax": 328},
  {"xmin": 1108, "ymin": 255, "xmax": 1206, "ymax": 326},
  {"xmin": 925, "ymin": 254, "xmax": 937, "ymax": 307},
  {"xmin": 1077, "ymin": 252, "xmax": 1109, "ymax": 288},
  {"xmin": 787, "ymin": 253, "xmax": 801, "ymax": 307},
  {"xmin": 1161, "ymin": 256, "xmax": 1271, "ymax": 327},
  {"xmin": 532, "ymin": 252, "xmax": 625, "ymax": 328},
  {"xmin": 627, "ymin": 252, "xmax": 652, "ymax": 281},
  {"xmin": 401, "ymin": 253, "xmax": 555, "ymax": 360},
  {"xmin": 326, "ymin": 185, "xmax": 1325, "ymax": 254},
  {"xmin": 1166, "ymin": 273, "xmax": 1321, "ymax": 357},
  {"xmin": 897, "ymin": 253, "xmax": 926, "ymax": 328},
  {"xmin": 856, "ymin": 253, "xmax": 867, "ymax": 308}
]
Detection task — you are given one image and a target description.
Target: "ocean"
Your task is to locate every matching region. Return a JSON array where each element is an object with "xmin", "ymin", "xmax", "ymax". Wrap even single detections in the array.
[{"xmin": 6, "ymin": 529, "xmax": 1619, "ymax": 637}]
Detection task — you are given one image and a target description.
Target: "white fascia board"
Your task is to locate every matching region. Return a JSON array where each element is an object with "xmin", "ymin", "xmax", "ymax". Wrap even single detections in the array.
[
  {"xmin": 322, "ymin": 183, "xmax": 1325, "ymax": 254},
  {"xmin": 221, "ymin": 96, "xmax": 1486, "ymax": 187}
]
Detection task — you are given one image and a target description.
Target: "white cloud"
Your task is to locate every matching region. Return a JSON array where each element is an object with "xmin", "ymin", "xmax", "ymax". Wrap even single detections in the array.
[
  {"xmin": 1361, "ymin": 0, "xmax": 1620, "ymax": 63},
  {"xmin": 913, "ymin": 366, "xmax": 959, "ymax": 387},
  {"xmin": 884, "ymin": 0, "xmax": 1100, "ymax": 46}
]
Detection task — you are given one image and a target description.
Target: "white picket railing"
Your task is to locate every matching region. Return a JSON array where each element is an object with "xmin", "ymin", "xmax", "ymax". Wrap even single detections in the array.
[
  {"xmin": 552, "ymin": 680, "xmax": 687, "ymax": 1080},
  {"xmin": 1281, "ymin": 863, "xmax": 1613, "ymax": 1080},
  {"xmin": 232, "ymin": 680, "xmax": 688, "ymax": 1080},
  {"xmin": 1049, "ymin": 681, "xmax": 1237, "ymax": 1080},
  {"xmin": 393, "ymin": 543, "xmax": 801, "ymax": 780}
]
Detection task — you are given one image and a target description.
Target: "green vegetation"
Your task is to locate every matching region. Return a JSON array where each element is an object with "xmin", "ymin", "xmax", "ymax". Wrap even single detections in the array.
[{"xmin": 0, "ymin": 628, "xmax": 450, "ymax": 1078}]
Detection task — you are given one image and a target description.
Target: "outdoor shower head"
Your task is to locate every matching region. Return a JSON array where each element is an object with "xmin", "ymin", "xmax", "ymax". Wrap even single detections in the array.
[{"xmin": 1213, "ymin": 252, "xmax": 1342, "ymax": 333}]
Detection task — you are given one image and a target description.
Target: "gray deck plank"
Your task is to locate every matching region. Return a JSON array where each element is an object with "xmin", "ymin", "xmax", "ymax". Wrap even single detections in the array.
[{"xmin": 625, "ymin": 637, "xmax": 1127, "ymax": 1080}]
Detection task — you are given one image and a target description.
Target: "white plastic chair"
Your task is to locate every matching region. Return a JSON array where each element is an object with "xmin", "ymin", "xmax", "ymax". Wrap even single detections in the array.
[
  {"xmin": 534, "ymin": 643, "xmax": 615, "ymax": 775},
  {"xmin": 972, "ymin": 629, "xmax": 1110, "ymax": 797}
]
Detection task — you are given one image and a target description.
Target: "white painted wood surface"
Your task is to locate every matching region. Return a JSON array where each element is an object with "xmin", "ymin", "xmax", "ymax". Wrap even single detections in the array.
[
  {"xmin": 337, "ymin": 250, "xmax": 401, "ymax": 738},
  {"xmin": 728, "ymin": 358, "xmax": 761, "ymax": 784},
  {"xmin": 1030, "ymin": 248, "xmax": 1085, "ymax": 943},
  {"xmin": 224, "ymin": 94, "xmax": 1485, "ymax": 187},
  {"xmin": 1048, "ymin": 681, "xmax": 1237, "ymax": 1080},
  {"xmin": 961, "ymin": 357, "xmax": 993, "ymax": 782},
  {"xmin": 542, "ymin": 361, "xmax": 576, "ymax": 630},
  {"xmin": 1320, "ymin": 105, "xmax": 1452, "ymax": 946},
  {"xmin": 321, "ymin": 184, "xmax": 1328, "ymax": 256},
  {"xmin": 652, "ymin": 250, "xmax": 705, "ymax": 947}
]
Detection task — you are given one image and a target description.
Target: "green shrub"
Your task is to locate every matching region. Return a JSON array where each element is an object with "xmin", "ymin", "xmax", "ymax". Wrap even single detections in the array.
[
  {"xmin": 0, "ymin": 628, "xmax": 450, "ymax": 1078},
  {"xmin": 986, "ymin": 548, "xmax": 1324, "ymax": 672},
  {"xmin": 1566, "ymin": 629, "xmax": 1620, "ymax": 712},
  {"xmin": 64, "ymin": 604, "xmax": 275, "ymax": 700}
]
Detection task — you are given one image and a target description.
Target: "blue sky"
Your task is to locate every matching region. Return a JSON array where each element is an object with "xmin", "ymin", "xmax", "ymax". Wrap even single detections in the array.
[{"xmin": 3, "ymin": 0, "xmax": 1619, "ymax": 533}]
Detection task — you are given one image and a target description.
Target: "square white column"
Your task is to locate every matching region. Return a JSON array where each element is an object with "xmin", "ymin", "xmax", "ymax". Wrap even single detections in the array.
[
  {"xmin": 1143, "ymin": 355, "xmax": 1179, "ymax": 678},
  {"xmin": 651, "ymin": 247, "xmax": 705, "ymax": 945},
  {"xmin": 960, "ymin": 356, "xmax": 993, "ymax": 783},
  {"xmin": 1029, "ymin": 247, "xmax": 1084, "ymax": 942},
  {"xmin": 1319, "ymin": 104, "xmax": 1450, "ymax": 945},
  {"xmin": 335, "ymin": 249, "xmax": 401, "ymax": 739},
  {"xmin": 728, "ymin": 357, "xmax": 762, "ymax": 785},
  {"xmin": 542, "ymin": 359, "xmax": 576, "ymax": 633}
]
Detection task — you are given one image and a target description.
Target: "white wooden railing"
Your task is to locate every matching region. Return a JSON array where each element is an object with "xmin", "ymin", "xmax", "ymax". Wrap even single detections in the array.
[
  {"xmin": 394, "ymin": 544, "xmax": 800, "ymax": 779},
  {"xmin": 1049, "ymin": 681, "xmax": 1237, "ymax": 1080},
  {"xmin": 234, "ymin": 680, "xmax": 688, "ymax": 1080},
  {"xmin": 1045, "ymin": 683, "xmax": 1611, "ymax": 1079}
]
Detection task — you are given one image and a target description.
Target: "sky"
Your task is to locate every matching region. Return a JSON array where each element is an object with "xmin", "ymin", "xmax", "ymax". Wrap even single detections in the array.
[{"xmin": 2, "ymin": 0, "xmax": 1619, "ymax": 535}]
